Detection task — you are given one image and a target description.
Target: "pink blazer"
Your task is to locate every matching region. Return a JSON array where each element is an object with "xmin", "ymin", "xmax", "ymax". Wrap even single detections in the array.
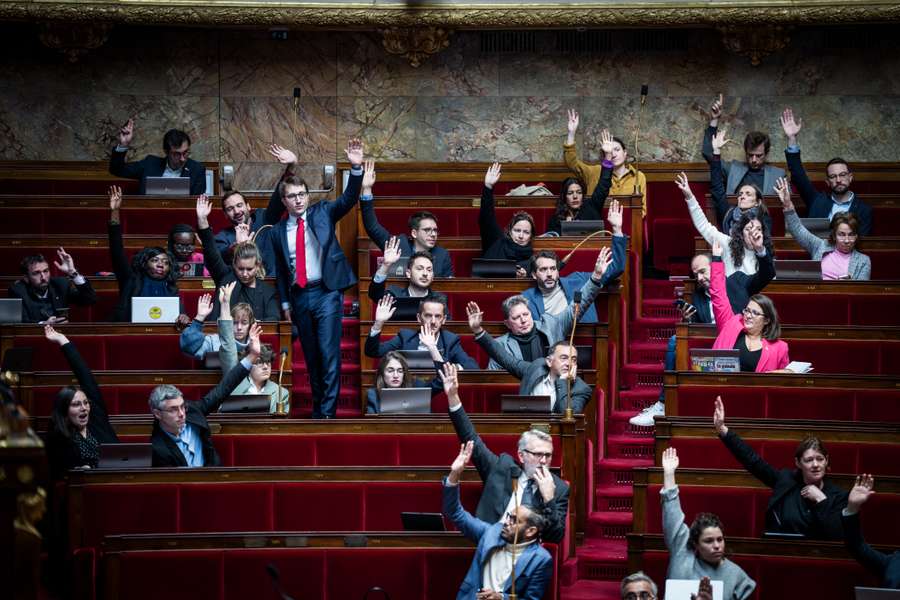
[{"xmin": 710, "ymin": 259, "xmax": 789, "ymax": 372}]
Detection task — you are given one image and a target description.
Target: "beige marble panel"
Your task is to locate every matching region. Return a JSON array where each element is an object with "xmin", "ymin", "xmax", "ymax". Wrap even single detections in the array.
[
  {"xmin": 500, "ymin": 50, "xmax": 649, "ymax": 98},
  {"xmin": 229, "ymin": 161, "xmax": 334, "ymax": 197},
  {"xmin": 338, "ymin": 97, "xmax": 417, "ymax": 160}
]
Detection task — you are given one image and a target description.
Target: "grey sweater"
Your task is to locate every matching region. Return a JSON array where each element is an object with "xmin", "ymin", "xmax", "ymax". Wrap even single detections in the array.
[{"xmin": 661, "ymin": 486, "xmax": 756, "ymax": 600}]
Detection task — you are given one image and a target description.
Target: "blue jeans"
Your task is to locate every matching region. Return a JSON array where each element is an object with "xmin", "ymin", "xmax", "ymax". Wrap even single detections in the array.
[
  {"xmin": 289, "ymin": 283, "xmax": 343, "ymax": 418},
  {"xmin": 659, "ymin": 334, "xmax": 677, "ymax": 405}
]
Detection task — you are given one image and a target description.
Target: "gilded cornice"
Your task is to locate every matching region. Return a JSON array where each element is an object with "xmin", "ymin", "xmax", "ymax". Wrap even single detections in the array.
[{"xmin": 1, "ymin": 1, "xmax": 899, "ymax": 28}]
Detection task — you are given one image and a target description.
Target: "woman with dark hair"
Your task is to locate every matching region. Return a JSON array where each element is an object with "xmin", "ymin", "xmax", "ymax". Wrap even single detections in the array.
[
  {"xmin": 710, "ymin": 240, "xmax": 789, "ymax": 372},
  {"xmin": 714, "ymin": 397, "xmax": 848, "ymax": 540},
  {"xmin": 775, "ymin": 177, "xmax": 871, "ymax": 280},
  {"xmin": 168, "ymin": 223, "xmax": 208, "ymax": 277},
  {"xmin": 547, "ymin": 177, "xmax": 587, "ymax": 233},
  {"xmin": 107, "ymin": 185, "xmax": 189, "ymax": 324},
  {"xmin": 548, "ymin": 129, "xmax": 616, "ymax": 235},
  {"xmin": 661, "ymin": 446, "xmax": 756, "ymax": 599},
  {"xmin": 709, "ymin": 128, "xmax": 773, "ymax": 234},
  {"xmin": 367, "ymin": 351, "xmax": 412, "ymax": 414},
  {"xmin": 480, "ymin": 162, "xmax": 535, "ymax": 277},
  {"xmin": 43, "ymin": 325, "xmax": 118, "ymax": 480}
]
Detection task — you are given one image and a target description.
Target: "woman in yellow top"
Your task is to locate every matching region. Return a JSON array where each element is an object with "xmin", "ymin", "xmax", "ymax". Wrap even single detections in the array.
[{"xmin": 563, "ymin": 109, "xmax": 648, "ymax": 217}]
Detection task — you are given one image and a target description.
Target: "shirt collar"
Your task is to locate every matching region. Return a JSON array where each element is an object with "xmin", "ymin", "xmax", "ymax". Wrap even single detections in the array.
[{"xmin": 832, "ymin": 191, "xmax": 855, "ymax": 206}]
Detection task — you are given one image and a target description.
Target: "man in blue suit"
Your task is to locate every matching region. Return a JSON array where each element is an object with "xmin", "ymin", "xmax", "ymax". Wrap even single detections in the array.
[
  {"xmin": 109, "ymin": 119, "xmax": 206, "ymax": 195},
  {"xmin": 443, "ymin": 440, "xmax": 553, "ymax": 600},
  {"xmin": 271, "ymin": 139, "xmax": 365, "ymax": 418}
]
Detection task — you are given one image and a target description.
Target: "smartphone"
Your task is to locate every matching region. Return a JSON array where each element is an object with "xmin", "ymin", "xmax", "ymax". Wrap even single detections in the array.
[{"xmin": 54, "ymin": 307, "xmax": 70, "ymax": 319}]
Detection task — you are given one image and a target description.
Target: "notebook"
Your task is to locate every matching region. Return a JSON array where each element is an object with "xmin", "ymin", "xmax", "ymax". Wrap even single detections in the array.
[
  {"xmin": 97, "ymin": 443, "xmax": 153, "ymax": 469},
  {"xmin": 145, "ymin": 176, "xmax": 190, "ymax": 195},
  {"xmin": 690, "ymin": 349, "xmax": 740, "ymax": 372},
  {"xmin": 0, "ymin": 298, "xmax": 23, "ymax": 323},
  {"xmin": 560, "ymin": 220, "xmax": 605, "ymax": 236},
  {"xmin": 775, "ymin": 259, "xmax": 822, "ymax": 280},
  {"xmin": 218, "ymin": 394, "xmax": 271, "ymax": 414},
  {"xmin": 401, "ymin": 512, "xmax": 446, "ymax": 532},
  {"xmin": 131, "ymin": 297, "xmax": 180, "ymax": 323},
  {"xmin": 500, "ymin": 395, "xmax": 552, "ymax": 413},
  {"xmin": 379, "ymin": 387, "xmax": 432, "ymax": 414},
  {"xmin": 471, "ymin": 258, "xmax": 518, "ymax": 278}
]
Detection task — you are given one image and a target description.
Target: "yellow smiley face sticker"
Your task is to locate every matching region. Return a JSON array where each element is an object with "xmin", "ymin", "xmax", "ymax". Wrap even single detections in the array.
[{"xmin": 148, "ymin": 306, "xmax": 162, "ymax": 320}]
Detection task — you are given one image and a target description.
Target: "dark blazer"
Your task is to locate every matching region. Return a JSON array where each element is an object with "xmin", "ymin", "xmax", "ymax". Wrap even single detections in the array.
[
  {"xmin": 842, "ymin": 511, "xmax": 900, "ymax": 589},
  {"xmin": 690, "ymin": 250, "xmax": 774, "ymax": 324},
  {"xmin": 720, "ymin": 430, "xmax": 847, "ymax": 540},
  {"xmin": 546, "ymin": 162, "xmax": 613, "ymax": 234},
  {"xmin": 213, "ymin": 187, "xmax": 286, "ymax": 276},
  {"xmin": 366, "ymin": 279, "xmax": 450, "ymax": 319},
  {"xmin": 107, "ymin": 221, "xmax": 180, "ymax": 321},
  {"xmin": 360, "ymin": 197, "xmax": 453, "ymax": 277},
  {"xmin": 109, "ymin": 148, "xmax": 206, "ymax": 195},
  {"xmin": 449, "ymin": 404, "xmax": 569, "ymax": 543},
  {"xmin": 151, "ymin": 360, "xmax": 249, "ymax": 467},
  {"xmin": 46, "ymin": 342, "xmax": 119, "ymax": 480},
  {"xmin": 271, "ymin": 170, "xmax": 363, "ymax": 301},
  {"xmin": 197, "ymin": 225, "xmax": 280, "ymax": 321},
  {"xmin": 709, "ymin": 155, "xmax": 774, "ymax": 234},
  {"xmin": 702, "ymin": 126, "xmax": 784, "ymax": 195},
  {"xmin": 785, "ymin": 149, "xmax": 872, "ymax": 236},
  {"xmin": 364, "ymin": 328, "xmax": 479, "ymax": 370},
  {"xmin": 8, "ymin": 277, "xmax": 97, "ymax": 323},
  {"xmin": 475, "ymin": 332, "xmax": 592, "ymax": 414}
]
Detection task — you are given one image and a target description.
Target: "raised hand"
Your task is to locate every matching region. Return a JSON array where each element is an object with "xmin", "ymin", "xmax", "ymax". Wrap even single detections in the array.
[
  {"xmin": 44, "ymin": 324, "xmax": 69, "ymax": 346},
  {"xmin": 466, "ymin": 301, "xmax": 484, "ymax": 333},
  {"xmin": 662, "ymin": 446, "xmax": 679, "ymax": 473},
  {"xmin": 450, "ymin": 441, "xmax": 474, "ymax": 477},
  {"xmin": 691, "ymin": 576, "xmax": 713, "ymax": 600},
  {"xmin": 419, "ymin": 323, "xmax": 439, "ymax": 349},
  {"xmin": 593, "ymin": 246, "xmax": 612, "ymax": 279},
  {"xmin": 780, "ymin": 107, "xmax": 802, "ymax": 143},
  {"xmin": 268, "ymin": 143, "xmax": 297, "ymax": 165},
  {"xmin": 774, "ymin": 176, "xmax": 794, "ymax": 212},
  {"xmin": 600, "ymin": 129, "xmax": 615, "ymax": 157},
  {"xmin": 515, "ymin": 266, "xmax": 527, "ymax": 279},
  {"xmin": 847, "ymin": 474, "xmax": 875, "ymax": 513},
  {"xmin": 247, "ymin": 322, "xmax": 263, "ymax": 358},
  {"xmin": 345, "ymin": 138, "xmax": 364, "ymax": 167},
  {"xmin": 196, "ymin": 293, "xmax": 214, "ymax": 321},
  {"xmin": 709, "ymin": 94, "xmax": 723, "ymax": 122},
  {"xmin": 484, "ymin": 162, "xmax": 502, "ymax": 189},
  {"xmin": 439, "ymin": 362, "xmax": 460, "ymax": 400},
  {"xmin": 382, "ymin": 236, "xmax": 402, "ymax": 269},
  {"xmin": 566, "ymin": 108, "xmax": 580, "ymax": 136},
  {"xmin": 713, "ymin": 396, "xmax": 728, "ymax": 436},
  {"xmin": 606, "ymin": 198, "xmax": 623, "ymax": 234},
  {"xmin": 117, "ymin": 118, "xmax": 134, "ymax": 147},
  {"xmin": 675, "ymin": 172, "xmax": 693, "ymax": 200},
  {"xmin": 749, "ymin": 223, "xmax": 765, "ymax": 253},
  {"xmin": 195, "ymin": 194, "xmax": 213, "ymax": 227},
  {"xmin": 219, "ymin": 281, "xmax": 237, "ymax": 311},
  {"xmin": 175, "ymin": 314, "xmax": 192, "ymax": 330},
  {"xmin": 533, "ymin": 464, "xmax": 556, "ymax": 502},
  {"xmin": 235, "ymin": 223, "xmax": 251, "ymax": 243},
  {"xmin": 711, "ymin": 129, "xmax": 732, "ymax": 154},
  {"xmin": 374, "ymin": 294, "xmax": 396, "ymax": 324},
  {"xmin": 362, "ymin": 159, "xmax": 376, "ymax": 194},
  {"xmin": 108, "ymin": 185, "xmax": 123, "ymax": 213},
  {"xmin": 54, "ymin": 247, "xmax": 76, "ymax": 276}
]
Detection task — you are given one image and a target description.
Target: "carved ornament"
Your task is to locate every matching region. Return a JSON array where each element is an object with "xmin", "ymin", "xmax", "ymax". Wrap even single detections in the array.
[
  {"xmin": 718, "ymin": 25, "xmax": 792, "ymax": 66},
  {"xmin": 380, "ymin": 27, "xmax": 452, "ymax": 67},
  {"xmin": 38, "ymin": 21, "xmax": 112, "ymax": 62}
]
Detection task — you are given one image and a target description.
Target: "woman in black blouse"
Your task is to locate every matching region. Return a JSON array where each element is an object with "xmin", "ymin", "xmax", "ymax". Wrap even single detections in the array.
[{"xmin": 479, "ymin": 162, "xmax": 535, "ymax": 277}]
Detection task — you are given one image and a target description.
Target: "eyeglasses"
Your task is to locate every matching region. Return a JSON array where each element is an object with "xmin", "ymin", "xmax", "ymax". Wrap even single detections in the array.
[
  {"xmin": 522, "ymin": 449, "xmax": 553, "ymax": 460},
  {"xmin": 285, "ymin": 192, "xmax": 309, "ymax": 200},
  {"xmin": 173, "ymin": 243, "xmax": 194, "ymax": 251},
  {"xmin": 418, "ymin": 227, "xmax": 439, "ymax": 235},
  {"xmin": 157, "ymin": 404, "xmax": 186, "ymax": 415},
  {"xmin": 169, "ymin": 150, "xmax": 190, "ymax": 159},
  {"xmin": 742, "ymin": 307, "xmax": 764, "ymax": 318},
  {"xmin": 504, "ymin": 512, "xmax": 519, "ymax": 524},
  {"xmin": 624, "ymin": 593, "xmax": 656, "ymax": 600},
  {"xmin": 836, "ymin": 232, "xmax": 858, "ymax": 240},
  {"xmin": 826, "ymin": 171, "xmax": 851, "ymax": 181}
]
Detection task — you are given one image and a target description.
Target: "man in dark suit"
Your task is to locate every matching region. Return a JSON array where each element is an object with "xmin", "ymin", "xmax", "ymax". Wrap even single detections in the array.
[
  {"xmin": 443, "ymin": 440, "xmax": 553, "ymax": 600},
  {"xmin": 367, "ymin": 235, "xmax": 437, "ymax": 305},
  {"xmin": 842, "ymin": 474, "xmax": 900, "ymax": 589},
  {"xmin": 468, "ymin": 302, "xmax": 592, "ymax": 414},
  {"xmin": 441, "ymin": 364, "xmax": 570, "ymax": 543},
  {"xmin": 8, "ymin": 250, "xmax": 96, "ymax": 323},
  {"xmin": 149, "ymin": 326, "xmax": 260, "ymax": 467},
  {"xmin": 781, "ymin": 108, "xmax": 872, "ymax": 235},
  {"xmin": 109, "ymin": 119, "xmax": 206, "ymax": 195},
  {"xmin": 365, "ymin": 293, "xmax": 478, "ymax": 370},
  {"xmin": 272, "ymin": 140, "xmax": 365, "ymax": 419}
]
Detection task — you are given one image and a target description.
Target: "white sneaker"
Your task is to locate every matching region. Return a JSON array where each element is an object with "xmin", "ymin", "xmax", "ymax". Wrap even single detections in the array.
[{"xmin": 629, "ymin": 401, "xmax": 665, "ymax": 427}]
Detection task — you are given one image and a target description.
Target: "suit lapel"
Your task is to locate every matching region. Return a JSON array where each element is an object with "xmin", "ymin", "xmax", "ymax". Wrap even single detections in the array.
[{"xmin": 503, "ymin": 543, "xmax": 540, "ymax": 593}]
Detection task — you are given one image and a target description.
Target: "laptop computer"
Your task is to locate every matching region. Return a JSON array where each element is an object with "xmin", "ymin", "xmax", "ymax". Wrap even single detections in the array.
[
  {"xmin": 0, "ymin": 298, "xmax": 23, "ymax": 323},
  {"xmin": 145, "ymin": 176, "xmax": 191, "ymax": 195},
  {"xmin": 799, "ymin": 217, "xmax": 831, "ymax": 238},
  {"xmin": 131, "ymin": 297, "xmax": 180, "ymax": 323},
  {"xmin": 501, "ymin": 395, "xmax": 552, "ymax": 413},
  {"xmin": 856, "ymin": 588, "xmax": 900, "ymax": 599},
  {"xmin": 379, "ymin": 387, "xmax": 432, "ymax": 414},
  {"xmin": 398, "ymin": 350, "xmax": 435, "ymax": 370},
  {"xmin": 387, "ymin": 296, "xmax": 422, "ymax": 321},
  {"xmin": 471, "ymin": 258, "xmax": 518, "ymax": 278},
  {"xmin": 775, "ymin": 259, "xmax": 822, "ymax": 280},
  {"xmin": 401, "ymin": 512, "xmax": 446, "ymax": 532},
  {"xmin": 560, "ymin": 220, "xmax": 605, "ymax": 236},
  {"xmin": 219, "ymin": 394, "xmax": 271, "ymax": 414},
  {"xmin": 97, "ymin": 443, "xmax": 153, "ymax": 469},
  {"xmin": 377, "ymin": 256, "xmax": 410, "ymax": 279},
  {"xmin": 690, "ymin": 349, "xmax": 740, "ymax": 372}
]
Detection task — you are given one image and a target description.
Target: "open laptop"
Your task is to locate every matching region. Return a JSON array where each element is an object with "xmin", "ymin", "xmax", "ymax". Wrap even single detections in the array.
[
  {"xmin": 775, "ymin": 259, "xmax": 822, "ymax": 280},
  {"xmin": 472, "ymin": 258, "xmax": 518, "ymax": 278},
  {"xmin": 398, "ymin": 350, "xmax": 435, "ymax": 370},
  {"xmin": 377, "ymin": 256, "xmax": 410, "ymax": 279},
  {"xmin": 856, "ymin": 588, "xmax": 900, "ymax": 599},
  {"xmin": 501, "ymin": 394, "xmax": 552, "ymax": 413},
  {"xmin": 0, "ymin": 298, "xmax": 23, "ymax": 323},
  {"xmin": 401, "ymin": 512, "xmax": 445, "ymax": 532},
  {"xmin": 690, "ymin": 349, "xmax": 740, "ymax": 372},
  {"xmin": 560, "ymin": 220, "xmax": 605, "ymax": 236},
  {"xmin": 97, "ymin": 443, "xmax": 153, "ymax": 469},
  {"xmin": 388, "ymin": 296, "xmax": 422, "ymax": 321},
  {"xmin": 131, "ymin": 297, "xmax": 180, "ymax": 323},
  {"xmin": 799, "ymin": 217, "xmax": 831, "ymax": 238},
  {"xmin": 379, "ymin": 387, "xmax": 431, "ymax": 414},
  {"xmin": 219, "ymin": 394, "xmax": 271, "ymax": 414},
  {"xmin": 145, "ymin": 176, "xmax": 191, "ymax": 195}
]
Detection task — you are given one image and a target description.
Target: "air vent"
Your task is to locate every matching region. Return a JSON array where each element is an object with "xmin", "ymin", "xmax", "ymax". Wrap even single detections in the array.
[{"xmin": 480, "ymin": 31, "xmax": 537, "ymax": 53}]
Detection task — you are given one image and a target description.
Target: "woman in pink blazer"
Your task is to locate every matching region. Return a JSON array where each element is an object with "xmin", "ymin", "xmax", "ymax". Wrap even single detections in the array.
[{"xmin": 710, "ymin": 240, "xmax": 790, "ymax": 372}]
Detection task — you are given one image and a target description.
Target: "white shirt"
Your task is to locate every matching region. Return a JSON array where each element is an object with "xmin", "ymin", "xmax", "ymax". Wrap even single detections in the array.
[
  {"xmin": 285, "ymin": 213, "xmax": 323, "ymax": 283},
  {"xmin": 541, "ymin": 285, "xmax": 568, "ymax": 316},
  {"xmin": 502, "ymin": 472, "xmax": 532, "ymax": 523},
  {"xmin": 530, "ymin": 374, "xmax": 557, "ymax": 411},
  {"xmin": 482, "ymin": 538, "xmax": 537, "ymax": 592}
]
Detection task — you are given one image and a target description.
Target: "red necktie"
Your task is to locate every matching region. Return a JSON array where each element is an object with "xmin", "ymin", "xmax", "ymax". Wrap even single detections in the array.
[{"xmin": 295, "ymin": 217, "xmax": 307, "ymax": 287}]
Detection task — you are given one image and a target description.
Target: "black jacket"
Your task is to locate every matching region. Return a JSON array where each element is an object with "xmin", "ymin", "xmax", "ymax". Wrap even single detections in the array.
[
  {"xmin": 842, "ymin": 511, "xmax": 900, "ymax": 589},
  {"xmin": 107, "ymin": 221, "xmax": 181, "ymax": 321},
  {"xmin": 448, "ymin": 405, "xmax": 569, "ymax": 543},
  {"xmin": 364, "ymin": 328, "xmax": 478, "ymax": 370},
  {"xmin": 151, "ymin": 360, "xmax": 249, "ymax": 467},
  {"xmin": 8, "ymin": 277, "xmax": 96, "ymax": 323},
  {"xmin": 109, "ymin": 148, "xmax": 206, "ymax": 195},
  {"xmin": 546, "ymin": 163, "xmax": 614, "ymax": 234}
]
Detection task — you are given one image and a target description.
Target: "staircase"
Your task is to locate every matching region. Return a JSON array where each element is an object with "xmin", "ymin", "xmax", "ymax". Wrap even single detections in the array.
[{"xmin": 560, "ymin": 279, "xmax": 679, "ymax": 598}]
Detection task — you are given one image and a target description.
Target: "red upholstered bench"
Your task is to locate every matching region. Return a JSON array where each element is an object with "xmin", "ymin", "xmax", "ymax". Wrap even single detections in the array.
[{"xmin": 0, "ymin": 206, "xmax": 230, "ymax": 236}]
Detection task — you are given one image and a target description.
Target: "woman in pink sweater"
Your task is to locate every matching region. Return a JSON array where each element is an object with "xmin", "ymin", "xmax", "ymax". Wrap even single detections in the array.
[{"xmin": 710, "ymin": 240, "xmax": 790, "ymax": 372}]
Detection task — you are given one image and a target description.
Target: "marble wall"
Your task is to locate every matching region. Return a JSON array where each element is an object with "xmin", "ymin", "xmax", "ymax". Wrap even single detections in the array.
[{"xmin": 0, "ymin": 25, "xmax": 898, "ymax": 189}]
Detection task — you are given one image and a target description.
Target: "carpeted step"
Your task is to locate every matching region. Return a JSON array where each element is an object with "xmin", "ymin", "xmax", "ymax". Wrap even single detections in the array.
[
  {"xmin": 606, "ymin": 433, "xmax": 655, "ymax": 461},
  {"xmin": 595, "ymin": 484, "xmax": 634, "ymax": 513},
  {"xmin": 620, "ymin": 363, "xmax": 665, "ymax": 390},
  {"xmin": 586, "ymin": 510, "xmax": 633, "ymax": 540},
  {"xmin": 574, "ymin": 537, "xmax": 630, "ymax": 582},
  {"xmin": 559, "ymin": 579, "xmax": 623, "ymax": 599},
  {"xmin": 627, "ymin": 340, "xmax": 666, "ymax": 365},
  {"xmin": 617, "ymin": 389, "xmax": 661, "ymax": 413},
  {"xmin": 642, "ymin": 279, "xmax": 680, "ymax": 299},
  {"xmin": 628, "ymin": 316, "xmax": 678, "ymax": 344},
  {"xmin": 642, "ymin": 297, "xmax": 680, "ymax": 319},
  {"xmin": 608, "ymin": 410, "xmax": 659, "ymax": 438},
  {"xmin": 596, "ymin": 457, "xmax": 654, "ymax": 487}
]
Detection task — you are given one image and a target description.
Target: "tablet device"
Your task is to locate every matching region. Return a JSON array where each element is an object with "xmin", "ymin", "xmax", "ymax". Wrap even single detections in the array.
[
  {"xmin": 560, "ymin": 220, "xmax": 605, "ymax": 236},
  {"xmin": 219, "ymin": 394, "xmax": 271, "ymax": 414},
  {"xmin": 145, "ymin": 176, "xmax": 190, "ymax": 195}
]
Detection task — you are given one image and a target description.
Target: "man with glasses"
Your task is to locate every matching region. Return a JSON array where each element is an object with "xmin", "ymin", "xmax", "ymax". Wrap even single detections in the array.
[
  {"xmin": 440, "ymin": 363, "xmax": 570, "ymax": 543},
  {"xmin": 781, "ymin": 108, "xmax": 872, "ymax": 235},
  {"xmin": 109, "ymin": 119, "xmax": 207, "ymax": 195},
  {"xmin": 621, "ymin": 572, "xmax": 658, "ymax": 600}
]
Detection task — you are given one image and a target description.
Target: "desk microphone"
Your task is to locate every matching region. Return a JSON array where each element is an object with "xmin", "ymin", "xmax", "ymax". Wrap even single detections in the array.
[{"xmin": 266, "ymin": 564, "xmax": 295, "ymax": 600}]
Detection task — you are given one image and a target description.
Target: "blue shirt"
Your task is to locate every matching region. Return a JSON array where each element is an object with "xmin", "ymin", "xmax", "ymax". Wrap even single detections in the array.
[{"xmin": 165, "ymin": 422, "xmax": 205, "ymax": 467}]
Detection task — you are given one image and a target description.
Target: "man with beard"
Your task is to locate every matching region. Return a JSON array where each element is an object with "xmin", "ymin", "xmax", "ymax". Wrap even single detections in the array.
[
  {"xmin": 442, "ymin": 363, "xmax": 568, "ymax": 545},
  {"xmin": 442, "ymin": 437, "xmax": 553, "ymax": 600},
  {"xmin": 781, "ymin": 107, "xmax": 872, "ymax": 235},
  {"xmin": 9, "ymin": 250, "xmax": 96, "ymax": 323},
  {"xmin": 109, "ymin": 119, "xmax": 207, "ymax": 195}
]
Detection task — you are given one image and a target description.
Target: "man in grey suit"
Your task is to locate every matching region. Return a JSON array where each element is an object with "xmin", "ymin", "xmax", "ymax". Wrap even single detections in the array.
[{"xmin": 468, "ymin": 301, "xmax": 592, "ymax": 414}]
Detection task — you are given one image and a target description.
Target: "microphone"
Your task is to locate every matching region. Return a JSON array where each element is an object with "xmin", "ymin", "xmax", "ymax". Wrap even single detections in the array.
[
  {"xmin": 634, "ymin": 84, "xmax": 649, "ymax": 180},
  {"xmin": 276, "ymin": 348, "xmax": 289, "ymax": 415},
  {"xmin": 640, "ymin": 84, "xmax": 649, "ymax": 106},
  {"xmin": 266, "ymin": 564, "xmax": 295, "ymax": 600}
]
